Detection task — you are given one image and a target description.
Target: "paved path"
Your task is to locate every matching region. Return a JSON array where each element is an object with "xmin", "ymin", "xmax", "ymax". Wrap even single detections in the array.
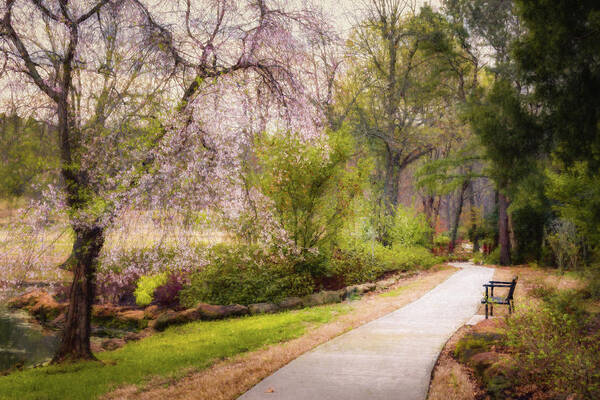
[{"xmin": 239, "ymin": 262, "xmax": 494, "ymax": 400}]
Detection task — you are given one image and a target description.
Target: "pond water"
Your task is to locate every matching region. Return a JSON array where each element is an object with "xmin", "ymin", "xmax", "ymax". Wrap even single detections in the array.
[{"xmin": 0, "ymin": 307, "xmax": 59, "ymax": 372}]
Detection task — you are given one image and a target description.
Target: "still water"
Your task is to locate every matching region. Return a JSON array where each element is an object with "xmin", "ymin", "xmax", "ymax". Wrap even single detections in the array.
[{"xmin": 0, "ymin": 307, "xmax": 59, "ymax": 371}]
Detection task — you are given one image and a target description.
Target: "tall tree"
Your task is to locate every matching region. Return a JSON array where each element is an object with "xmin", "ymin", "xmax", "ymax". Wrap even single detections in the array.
[{"xmin": 0, "ymin": 0, "xmax": 326, "ymax": 362}]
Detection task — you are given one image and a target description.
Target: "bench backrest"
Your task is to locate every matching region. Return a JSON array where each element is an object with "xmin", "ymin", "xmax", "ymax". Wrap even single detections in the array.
[{"xmin": 506, "ymin": 276, "xmax": 518, "ymax": 300}]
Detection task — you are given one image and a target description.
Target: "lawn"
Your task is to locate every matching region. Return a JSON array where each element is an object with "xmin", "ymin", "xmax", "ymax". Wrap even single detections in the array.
[{"xmin": 0, "ymin": 304, "xmax": 350, "ymax": 400}]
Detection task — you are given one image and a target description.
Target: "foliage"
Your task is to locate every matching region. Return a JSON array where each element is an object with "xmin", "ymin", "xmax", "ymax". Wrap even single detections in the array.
[
  {"xmin": 505, "ymin": 293, "xmax": 600, "ymax": 399},
  {"xmin": 97, "ymin": 244, "xmax": 204, "ymax": 305},
  {"xmin": 154, "ymin": 275, "xmax": 185, "ymax": 308},
  {"xmin": 433, "ymin": 233, "xmax": 451, "ymax": 249},
  {"xmin": 0, "ymin": 115, "xmax": 59, "ymax": 200},
  {"xmin": 543, "ymin": 219, "xmax": 585, "ymax": 272},
  {"xmin": 252, "ymin": 129, "xmax": 366, "ymax": 256},
  {"xmin": 389, "ymin": 206, "xmax": 433, "ymax": 248},
  {"xmin": 545, "ymin": 162, "xmax": 600, "ymax": 249},
  {"xmin": 509, "ymin": 168, "xmax": 553, "ymax": 263},
  {"xmin": 330, "ymin": 242, "xmax": 440, "ymax": 286},
  {"xmin": 0, "ymin": 304, "xmax": 349, "ymax": 400},
  {"xmin": 134, "ymin": 273, "xmax": 168, "ymax": 306},
  {"xmin": 514, "ymin": 0, "xmax": 600, "ymax": 171},
  {"xmin": 180, "ymin": 244, "xmax": 315, "ymax": 307},
  {"xmin": 484, "ymin": 248, "xmax": 500, "ymax": 265}
]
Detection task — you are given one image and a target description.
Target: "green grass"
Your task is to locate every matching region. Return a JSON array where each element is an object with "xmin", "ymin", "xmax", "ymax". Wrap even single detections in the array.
[
  {"xmin": 379, "ymin": 282, "xmax": 418, "ymax": 297},
  {"xmin": 0, "ymin": 304, "xmax": 350, "ymax": 400}
]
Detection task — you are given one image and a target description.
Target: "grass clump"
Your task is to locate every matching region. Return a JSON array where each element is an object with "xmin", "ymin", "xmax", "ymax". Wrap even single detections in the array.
[{"xmin": 0, "ymin": 304, "xmax": 350, "ymax": 400}]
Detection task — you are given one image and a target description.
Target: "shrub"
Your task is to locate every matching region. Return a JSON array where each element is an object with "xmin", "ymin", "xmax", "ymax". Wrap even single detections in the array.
[
  {"xmin": 433, "ymin": 233, "xmax": 450, "ymax": 249},
  {"xmin": 484, "ymin": 247, "xmax": 500, "ymax": 265},
  {"xmin": 250, "ymin": 129, "xmax": 367, "ymax": 254},
  {"xmin": 544, "ymin": 219, "xmax": 584, "ymax": 271},
  {"xmin": 389, "ymin": 206, "xmax": 432, "ymax": 248},
  {"xmin": 180, "ymin": 244, "xmax": 315, "ymax": 306},
  {"xmin": 154, "ymin": 275, "xmax": 185, "ymax": 308},
  {"xmin": 505, "ymin": 294, "xmax": 600, "ymax": 399},
  {"xmin": 329, "ymin": 241, "xmax": 441, "ymax": 285},
  {"xmin": 134, "ymin": 273, "xmax": 167, "ymax": 306}
]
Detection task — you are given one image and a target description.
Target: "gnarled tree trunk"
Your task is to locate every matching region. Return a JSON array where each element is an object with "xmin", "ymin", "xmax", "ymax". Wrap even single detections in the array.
[{"xmin": 52, "ymin": 225, "xmax": 104, "ymax": 363}]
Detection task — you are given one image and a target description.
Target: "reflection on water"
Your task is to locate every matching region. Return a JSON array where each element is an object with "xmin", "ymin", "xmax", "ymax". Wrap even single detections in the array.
[{"xmin": 0, "ymin": 307, "xmax": 59, "ymax": 371}]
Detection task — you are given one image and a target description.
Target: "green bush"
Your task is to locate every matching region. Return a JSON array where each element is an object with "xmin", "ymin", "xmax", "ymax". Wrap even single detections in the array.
[
  {"xmin": 505, "ymin": 294, "xmax": 600, "ymax": 399},
  {"xmin": 433, "ymin": 233, "xmax": 450, "ymax": 249},
  {"xmin": 484, "ymin": 247, "xmax": 500, "ymax": 265},
  {"xmin": 180, "ymin": 244, "xmax": 315, "ymax": 306},
  {"xmin": 389, "ymin": 206, "xmax": 432, "ymax": 248},
  {"xmin": 329, "ymin": 241, "xmax": 440, "ymax": 285},
  {"xmin": 249, "ymin": 129, "xmax": 368, "ymax": 254},
  {"xmin": 134, "ymin": 273, "xmax": 168, "ymax": 306}
]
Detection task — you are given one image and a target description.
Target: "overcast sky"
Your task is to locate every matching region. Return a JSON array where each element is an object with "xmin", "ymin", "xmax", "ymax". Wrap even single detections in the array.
[{"xmin": 318, "ymin": 0, "xmax": 442, "ymax": 34}]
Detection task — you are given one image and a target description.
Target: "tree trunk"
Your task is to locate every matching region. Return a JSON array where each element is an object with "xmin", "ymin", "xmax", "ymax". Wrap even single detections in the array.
[
  {"xmin": 383, "ymin": 152, "xmax": 401, "ymax": 212},
  {"xmin": 498, "ymin": 192, "xmax": 511, "ymax": 265},
  {"xmin": 469, "ymin": 180, "xmax": 480, "ymax": 252},
  {"xmin": 450, "ymin": 181, "xmax": 469, "ymax": 251},
  {"xmin": 52, "ymin": 225, "xmax": 104, "ymax": 363}
]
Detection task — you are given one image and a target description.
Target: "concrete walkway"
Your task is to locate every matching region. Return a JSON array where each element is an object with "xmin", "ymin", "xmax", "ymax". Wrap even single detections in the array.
[{"xmin": 238, "ymin": 262, "xmax": 494, "ymax": 400}]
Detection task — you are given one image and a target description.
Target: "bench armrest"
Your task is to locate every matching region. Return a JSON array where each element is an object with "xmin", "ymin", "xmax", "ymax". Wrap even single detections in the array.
[
  {"xmin": 483, "ymin": 283, "xmax": 512, "ymax": 288},
  {"xmin": 489, "ymin": 280, "xmax": 514, "ymax": 284}
]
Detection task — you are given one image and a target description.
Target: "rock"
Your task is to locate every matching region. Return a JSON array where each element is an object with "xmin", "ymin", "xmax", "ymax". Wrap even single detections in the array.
[
  {"xmin": 118, "ymin": 310, "xmax": 145, "ymax": 322},
  {"xmin": 468, "ymin": 351, "xmax": 501, "ymax": 375},
  {"xmin": 8, "ymin": 290, "xmax": 66, "ymax": 323},
  {"xmin": 123, "ymin": 332, "xmax": 141, "ymax": 342},
  {"xmin": 7, "ymin": 290, "xmax": 47, "ymax": 309},
  {"xmin": 196, "ymin": 303, "xmax": 249, "ymax": 320},
  {"xmin": 144, "ymin": 305, "xmax": 162, "ymax": 319},
  {"xmin": 344, "ymin": 285, "xmax": 359, "ymax": 298},
  {"xmin": 356, "ymin": 283, "xmax": 377, "ymax": 293},
  {"xmin": 376, "ymin": 278, "xmax": 396, "ymax": 290},
  {"xmin": 92, "ymin": 305, "xmax": 148, "ymax": 330},
  {"xmin": 299, "ymin": 291, "xmax": 343, "ymax": 307},
  {"xmin": 29, "ymin": 297, "xmax": 66, "ymax": 322},
  {"xmin": 301, "ymin": 293, "xmax": 327, "ymax": 307},
  {"xmin": 278, "ymin": 297, "xmax": 303, "ymax": 310},
  {"xmin": 101, "ymin": 338, "xmax": 126, "ymax": 351},
  {"xmin": 472, "ymin": 318, "xmax": 507, "ymax": 334},
  {"xmin": 117, "ymin": 310, "xmax": 147, "ymax": 329},
  {"xmin": 249, "ymin": 303, "xmax": 279, "ymax": 315},
  {"xmin": 151, "ymin": 310, "xmax": 190, "ymax": 331},
  {"xmin": 344, "ymin": 283, "xmax": 376, "ymax": 298},
  {"xmin": 48, "ymin": 312, "xmax": 66, "ymax": 329},
  {"xmin": 92, "ymin": 304, "xmax": 120, "ymax": 319}
]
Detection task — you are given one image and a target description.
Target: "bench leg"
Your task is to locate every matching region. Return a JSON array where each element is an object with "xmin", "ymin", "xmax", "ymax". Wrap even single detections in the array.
[
  {"xmin": 485, "ymin": 302, "xmax": 488, "ymax": 319},
  {"xmin": 490, "ymin": 303, "xmax": 493, "ymax": 317}
]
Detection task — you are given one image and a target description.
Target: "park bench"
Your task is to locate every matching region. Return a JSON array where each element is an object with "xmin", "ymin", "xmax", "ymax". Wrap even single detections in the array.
[{"xmin": 481, "ymin": 276, "xmax": 518, "ymax": 319}]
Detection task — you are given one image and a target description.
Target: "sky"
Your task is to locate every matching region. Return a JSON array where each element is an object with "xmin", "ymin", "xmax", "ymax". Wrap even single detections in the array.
[{"xmin": 319, "ymin": 0, "xmax": 442, "ymax": 34}]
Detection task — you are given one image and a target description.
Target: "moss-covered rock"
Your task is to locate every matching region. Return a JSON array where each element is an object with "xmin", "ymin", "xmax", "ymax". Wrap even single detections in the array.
[
  {"xmin": 196, "ymin": 303, "xmax": 249, "ymax": 320},
  {"xmin": 8, "ymin": 290, "xmax": 66, "ymax": 323},
  {"xmin": 249, "ymin": 302, "xmax": 280, "ymax": 315},
  {"xmin": 278, "ymin": 296, "xmax": 303, "ymax": 310}
]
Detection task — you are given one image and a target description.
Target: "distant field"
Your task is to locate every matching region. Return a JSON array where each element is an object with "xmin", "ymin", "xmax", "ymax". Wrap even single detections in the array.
[{"xmin": 0, "ymin": 201, "xmax": 230, "ymax": 296}]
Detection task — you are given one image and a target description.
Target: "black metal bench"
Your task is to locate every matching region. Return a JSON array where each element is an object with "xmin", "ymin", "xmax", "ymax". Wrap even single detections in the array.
[{"xmin": 481, "ymin": 277, "xmax": 517, "ymax": 319}]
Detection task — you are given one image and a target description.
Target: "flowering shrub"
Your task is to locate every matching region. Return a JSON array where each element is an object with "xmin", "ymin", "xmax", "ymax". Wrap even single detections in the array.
[{"xmin": 96, "ymin": 243, "xmax": 207, "ymax": 305}]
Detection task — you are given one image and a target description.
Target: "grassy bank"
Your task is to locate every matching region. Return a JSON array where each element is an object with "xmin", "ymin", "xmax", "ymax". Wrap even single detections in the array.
[
  {"xmin": 428, "ymin": 265, "xmax": 599, "ymax": 400},
  {"xmin": 0, "ymin": 304, "xmax": 350, "ymax": 400}
]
